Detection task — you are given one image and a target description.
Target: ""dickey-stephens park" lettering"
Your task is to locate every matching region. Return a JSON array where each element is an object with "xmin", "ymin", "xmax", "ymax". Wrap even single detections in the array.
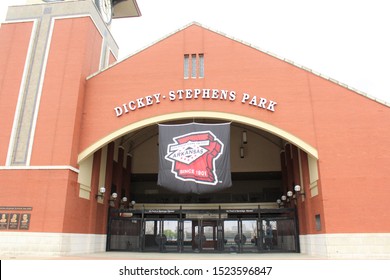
[{"xmin": 113, "ymin": 89, "xmax": 277, "ymax": 117}]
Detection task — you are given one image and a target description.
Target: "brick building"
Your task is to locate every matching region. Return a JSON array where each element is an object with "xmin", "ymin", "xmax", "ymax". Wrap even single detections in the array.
[{"xmin": 0, "ymin": 0, "xmax": 389, "ymax": 258}]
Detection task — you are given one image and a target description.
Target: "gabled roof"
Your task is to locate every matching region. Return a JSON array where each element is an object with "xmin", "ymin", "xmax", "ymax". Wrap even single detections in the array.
[{"xmin": 91, "ymin": 22, "xmax": 389, "ymax": 108}]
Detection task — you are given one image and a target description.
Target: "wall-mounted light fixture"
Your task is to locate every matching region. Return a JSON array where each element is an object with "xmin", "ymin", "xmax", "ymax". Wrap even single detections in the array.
[
  {"xmin": 240, "ymin": 146, "xmax": 244, "ymax": 158},
  {"xmin": 277, "ymin": 190, "xmax": 293, "ymax": 207},
  {"xmin": 119, "ymin": 198, "xmax": 136, "ymax": 210},
  {"xmin": 109, "ymin": 192, "xmax": 118, "ymax": 207},
  {"xmin": 277, "ymin": 185, "xmax": 305, "ymax": 207},
  {"xmin": 242, "ymin": 131, "xmax": 247, "ymax": 144},
  {"xmin": 120, "ymin": 196, "xmax": 128, "ymax": 209},
  {"xmin": 110, "ymin": 192, "xmax": 118, "ymax": 201},
  {"xmin": 294, "ymin": 185, "xmax": 305, "ymax": 197},
  {"xmin": 95, "ymin": 186, "xmax": 106, "ymax": 199}
]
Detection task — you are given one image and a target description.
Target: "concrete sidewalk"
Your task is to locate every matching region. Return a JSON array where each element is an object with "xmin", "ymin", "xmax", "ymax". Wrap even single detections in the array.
[{"xmin": 3, "ymin": 251, "xmax": 326, "ymax": 260}]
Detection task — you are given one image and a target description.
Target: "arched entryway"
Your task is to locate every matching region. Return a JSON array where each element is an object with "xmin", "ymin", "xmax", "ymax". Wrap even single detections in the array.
[{"xmin": 77, "ymin": 113, "xmax": 318, "ymax": 253}]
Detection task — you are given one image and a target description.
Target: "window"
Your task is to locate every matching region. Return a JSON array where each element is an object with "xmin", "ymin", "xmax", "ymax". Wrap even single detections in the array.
[
  {"xmin": 183, "ymin": 54, "xmax": 189, "ymax": 78},
  {"xmin": 191, "ymin": 54, "xmax": 197, "ymax": 78},
  {"xmin": 199, "ymin": 53, "xmax": 204, "ymax": 78},
  {"xmin": 184, "ymin": 53, "xmax": 204, "ymax": 78},
  {"xmin": 308, "ymin": 155, "xmax": 319, "ymax": 197},
  {"xmin": 315, "ymin": 214, "xmax": 321, "ymax": 231},
  {"xmin": 203, "ymin": 226, "xmax": 214, "ymax": 241}
]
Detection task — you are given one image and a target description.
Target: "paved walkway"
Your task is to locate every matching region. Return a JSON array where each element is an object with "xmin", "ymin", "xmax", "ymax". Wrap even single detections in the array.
[{"xmin": 3, "ymin": 251, "xmax": 325, "ymax": 260}]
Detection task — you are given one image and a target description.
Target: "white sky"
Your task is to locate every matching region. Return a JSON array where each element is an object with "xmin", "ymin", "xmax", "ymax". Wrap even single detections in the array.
[{"xmin": 1, "ymin": 0, "xmax": 390, "ymax": 104}]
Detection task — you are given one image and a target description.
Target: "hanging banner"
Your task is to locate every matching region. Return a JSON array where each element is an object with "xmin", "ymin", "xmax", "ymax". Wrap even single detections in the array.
[{"xmin": 158, "ymin": 123, "xmax": 232, "ymax": 194}]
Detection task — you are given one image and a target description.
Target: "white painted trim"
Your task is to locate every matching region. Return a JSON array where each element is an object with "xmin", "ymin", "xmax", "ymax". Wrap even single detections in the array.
[
  {"xmin": 2, "ymin": 15, "xmax": 96, "ymax": 25},
  {"xmin": 1, "ymin": 18, "xmax": 41, "ymax": 25},
  {"xmin": 78, "ymin": 111, "xmax": 319, "ymax": 163},
  {"xmin": 109, "ymin": 45, "xmax": 118, "ymax": 62},
  {"xmin": 6, "ymin": 19, "xmax": 39, "ymax": 166},
  {"xmin": 99, "ymin": 38, "xmax": 106, "ymax": 69},
  {"xmin": 0, "ymin": 165, "xmax": 79, "ymax": 173},
  {"xmin": 26, "ymin": 17, "xmax": 56, "ymax": 166}
]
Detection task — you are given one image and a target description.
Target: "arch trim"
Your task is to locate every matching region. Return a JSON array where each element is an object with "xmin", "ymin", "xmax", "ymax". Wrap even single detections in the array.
[{"xmin": 77, "ymin": 111, "xmax": 318, "ymax": 163}]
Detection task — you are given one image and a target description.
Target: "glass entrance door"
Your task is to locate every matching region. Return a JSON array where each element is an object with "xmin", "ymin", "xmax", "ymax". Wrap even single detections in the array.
[
  {"xmin": 163, "ymin": 220, "xmax": 179, "ymax": 252},
  {"xmin": 241, "ymin": 219, "xmax": 260, "ymax": 253},
  {"xmin": 223, "ymin": 220, "xmax": 238, "ymax": 252},
  {"xmin": 108, "ymin": 218, "xmax": 142, "ymax": 251},
  {"xmin": 199, "ymin": 220, "xmax": 217, "ymax": 252},
  {"xmin": 143, "ymin": 219, "xmax": 179, "ymax": 252},
  {"xmin": 143, "ymin": 219, "xmax": 160, "ymax": 252},
  {"xmin": 180, "ymin": 219, "xmax": 222, "ymax": 253},
  {"xmin": 181, "ymin": 220, "xmax": 196, "ymax": 252},
  {"xmin": 223, "ymin": 219, "xmax": 259, "ymax": 253},
  {"xmin": 107, "ymin": 208, "xmax": 299, "ymax": 253},
  {"xmin": 260, "ymin": 218, "xmax": 297, "ymax": 252}
]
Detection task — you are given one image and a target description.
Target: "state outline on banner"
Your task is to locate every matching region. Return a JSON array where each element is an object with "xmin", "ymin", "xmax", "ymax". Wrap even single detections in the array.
[{"xmin": 164, "ymin": 130, "xmax": 224, "ymax": 186}]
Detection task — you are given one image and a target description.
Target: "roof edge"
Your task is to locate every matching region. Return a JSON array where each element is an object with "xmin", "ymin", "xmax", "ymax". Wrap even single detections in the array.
[{"xmin": 88, "ymin": 22, "xmax": 389, "ymax": 108}]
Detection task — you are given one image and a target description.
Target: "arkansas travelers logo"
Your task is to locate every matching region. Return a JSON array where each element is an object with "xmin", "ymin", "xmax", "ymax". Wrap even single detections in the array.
[
  {"xmin": 165, "ymin": 131, "xmax": 224, "ymax": 185},
  {"xmin": 158, "ymin": 123, "xmax": 232, "ymax": 194}
]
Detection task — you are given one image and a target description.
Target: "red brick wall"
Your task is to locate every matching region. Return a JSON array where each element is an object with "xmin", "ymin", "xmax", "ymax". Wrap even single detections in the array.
[
  {"xmin": 31, "ymin": 17, "xmax": 103, "ymax": 167},
  {"xmin": 0, "ymin": 169, "xmax": 72, "ymax": 232},
  {"xmin": 0, "ymin": 22, "xmax": 34, "ymax": 165},
  {"xmin": 0, "ymin": 17, "xmax": 106, "ymax": 234}
]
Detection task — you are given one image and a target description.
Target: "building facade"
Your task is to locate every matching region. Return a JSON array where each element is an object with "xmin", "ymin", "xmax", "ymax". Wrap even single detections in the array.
[{"xmin": 0, "ymin": 1, "xmax": 389, "ymax": 258}]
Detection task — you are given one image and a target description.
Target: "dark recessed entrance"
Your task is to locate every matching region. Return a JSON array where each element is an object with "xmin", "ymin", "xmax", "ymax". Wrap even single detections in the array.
[
  {"xmin": 106, "ymin": 121, "xmax": 303, "ymax": 254},
  {"xmin": 107, "ymin": 208, "xmax": 299, "ymax": 253}
]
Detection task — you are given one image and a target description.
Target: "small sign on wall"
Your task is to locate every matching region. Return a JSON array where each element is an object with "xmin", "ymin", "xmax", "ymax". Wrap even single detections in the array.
[
  {"xmin": 19, "ymin": 213, "xmax": 31, "ymax": 230},
  {"xmin": 8, "ymin": 213, "xmax": 19, "ymax": 230},
  {"xmin": 0, "ymin": 213, "xmax": 9, "ymax": 230},
  {"xmin": 0, "ymin": 207, "xmax": 32, "ymax": 230}
]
